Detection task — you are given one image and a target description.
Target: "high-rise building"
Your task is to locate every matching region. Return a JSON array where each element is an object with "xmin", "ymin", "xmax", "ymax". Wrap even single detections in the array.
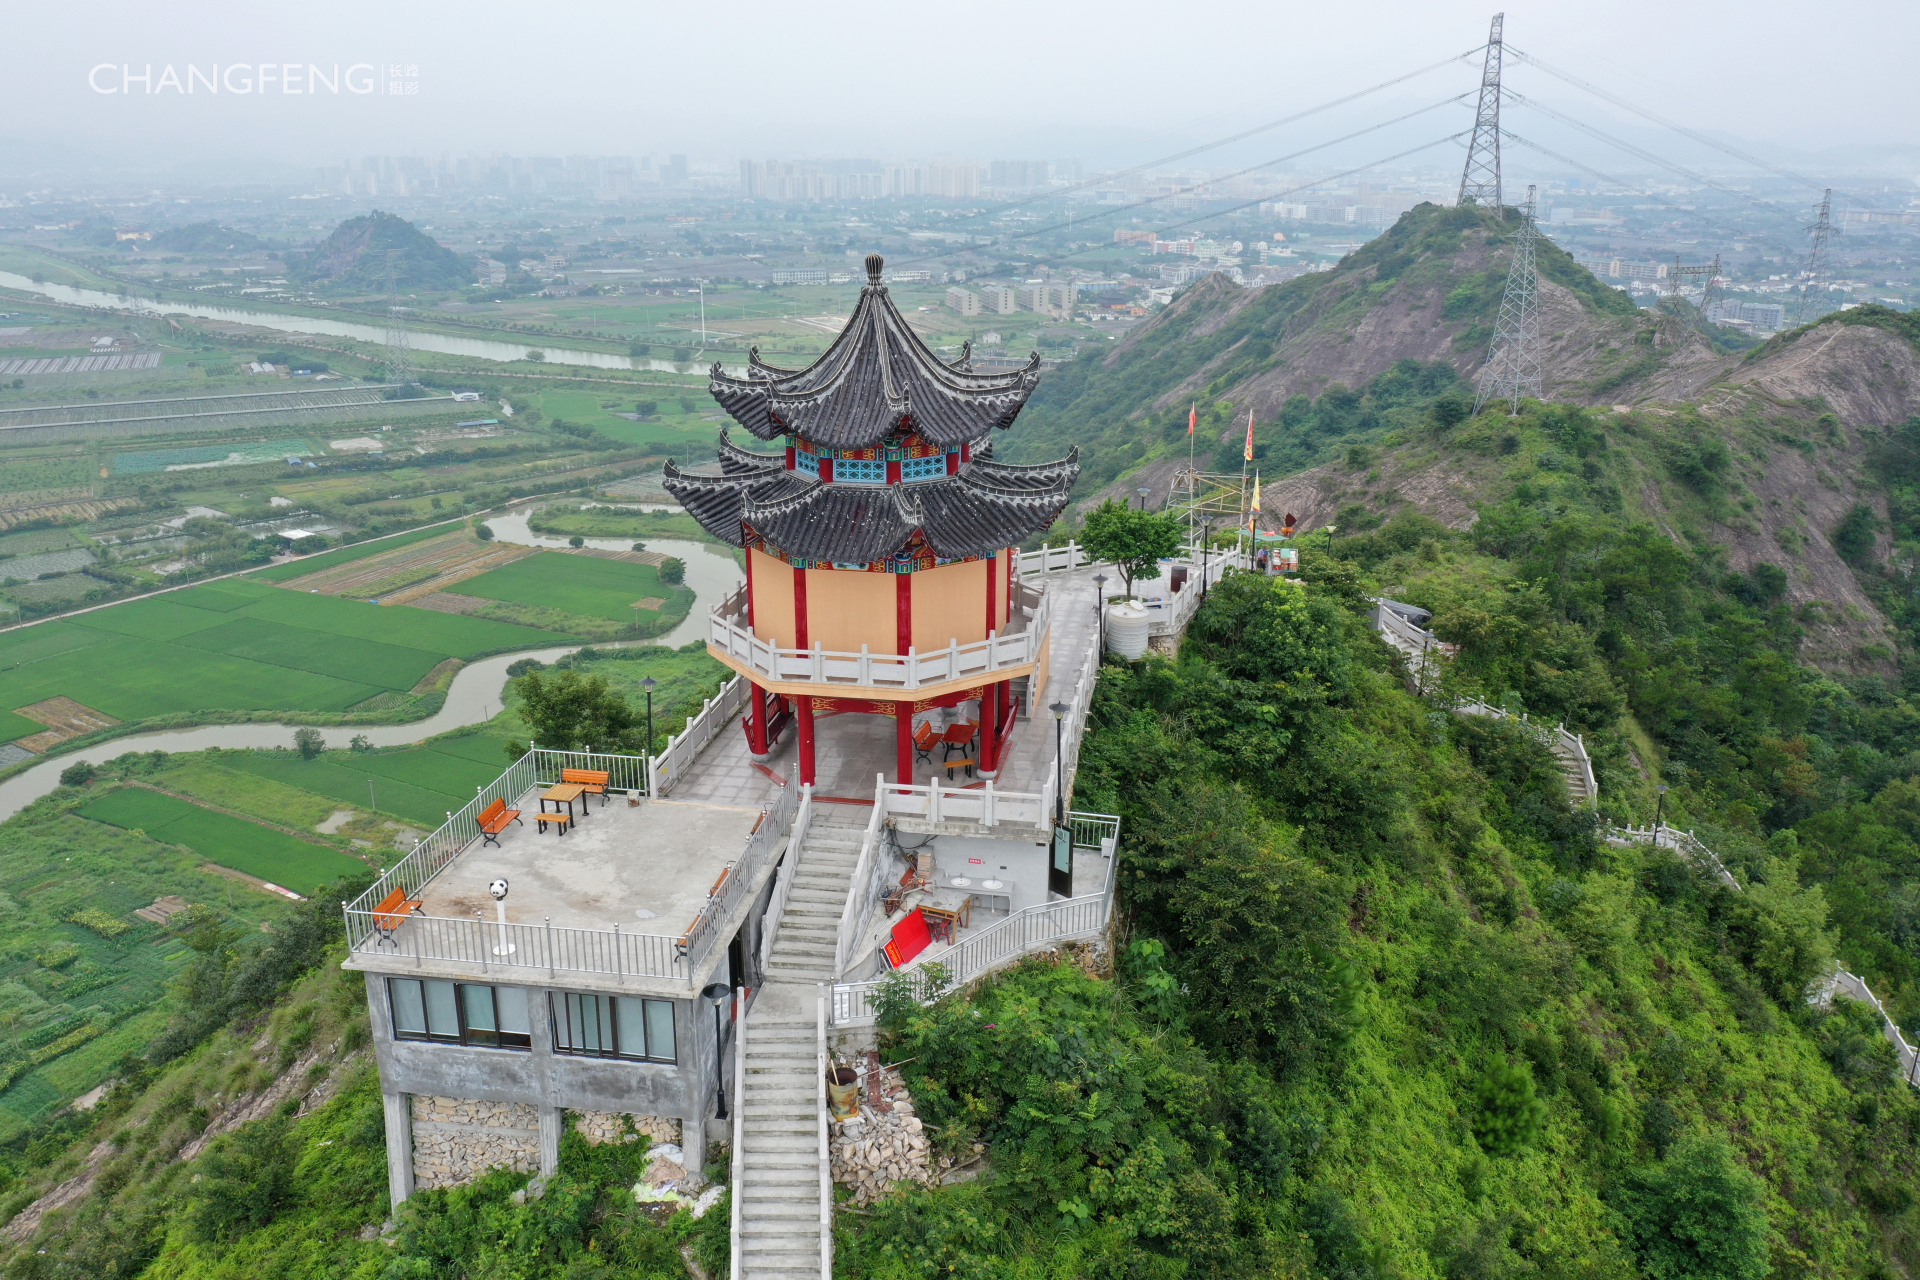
[
  {"xmin": 979, "ymin": 285, "xmax": 1017, "ymax": 314},
  {"xmin": 945, "ymin": 287, "xmax": 980, "ymax": 316},
  {"xmin": 663, "ymin": 154, "xmax": 689, "ymax": 184},
  {"xmin": 989, "ymin": 160, "xmax": 1049, "ymax": 189}
]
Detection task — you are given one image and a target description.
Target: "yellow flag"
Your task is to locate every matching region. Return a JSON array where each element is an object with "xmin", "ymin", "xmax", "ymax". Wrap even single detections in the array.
[{"xmin": 1249, "ymin": 473, "xmax": 1261, "ymax": 532}]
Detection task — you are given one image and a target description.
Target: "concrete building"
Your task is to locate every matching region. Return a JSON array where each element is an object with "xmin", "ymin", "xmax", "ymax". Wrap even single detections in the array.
[
  {"xmin": 770, "ymin": 269, "xmax": 829, "ymax": 285},
  {"xmin": 979, "ymin": 285, "xmax": 1017, "ymax": 314},
  {"xmin": 946, "ymin": 287, "xmax": 981, "ymax": 316},
  {"xmin": 345, "ymin": 783, "xmax": 785, "ymax": 1205}
]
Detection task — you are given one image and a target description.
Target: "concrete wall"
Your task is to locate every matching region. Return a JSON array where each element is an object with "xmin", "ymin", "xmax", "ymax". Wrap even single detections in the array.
[{"xmin": 366, "ymin": 972, "xmax": 732, "ymax": 1205}]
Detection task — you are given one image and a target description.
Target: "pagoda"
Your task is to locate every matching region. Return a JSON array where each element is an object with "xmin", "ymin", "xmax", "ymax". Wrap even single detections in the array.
[{"xmin": 664, "ymin": 253, "xmax": 1078, "ymax": 789}]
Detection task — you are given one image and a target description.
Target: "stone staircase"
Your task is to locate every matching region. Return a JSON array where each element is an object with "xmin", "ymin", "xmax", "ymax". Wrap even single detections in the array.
[
  {"xmin": 1546, "ymin": 731, "xmax": 1598, "ymax": 806},
  {"xmin": 734, "ymin": 818, "xmax": 867, "ymax": 1278}
]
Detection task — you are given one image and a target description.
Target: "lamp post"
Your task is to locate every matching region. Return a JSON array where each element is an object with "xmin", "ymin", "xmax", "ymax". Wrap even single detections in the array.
[
  {"xmin": 1200, "ymin": 521, "xmax": 1213, "ymax": 598},
  {"xmin": 1091, "ymin": 573, "xmax": 1108, "ymax": 652},
  {"xmin": 642, "ymin": 676, "xmax": 657, "ymax": 762},
  {"xmin": 1136, "ymin": 485, "xmax": 1150, "ymax": 511},
  {"xmin": 1050, "ymin": 701, "xmax": 1069, "ymax": 824},
  {"xmin": 1324, "ymin": 524, "xmax": 1337, "ymax": 555},
  {"xmin": 1654, "ymin": 784, "xmax": 1668, "ymax": 839},
  {"xmin": 701, "ymin": 982, "xmax": 731, "ymax": 1120}
]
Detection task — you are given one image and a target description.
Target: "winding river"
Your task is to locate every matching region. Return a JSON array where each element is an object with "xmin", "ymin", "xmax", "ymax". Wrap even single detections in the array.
[
  {"xmin": 0, "ymin": 521, "xmax": 744, "ymax": 823},
  {"xmin": 0, "ymin": 272, "xmax": 746, "ymax": 377}
]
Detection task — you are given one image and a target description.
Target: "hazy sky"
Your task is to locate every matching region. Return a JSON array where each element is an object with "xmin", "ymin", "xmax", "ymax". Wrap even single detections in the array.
[{"xmin": 5, "ymin": 0, "xmax": 1915, "ymax": 173}]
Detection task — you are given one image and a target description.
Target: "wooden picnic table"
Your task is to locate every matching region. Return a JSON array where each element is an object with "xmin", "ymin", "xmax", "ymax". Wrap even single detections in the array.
[{"xmin": 540, "ymin": 782, "xmax": 588, "ymax": 829}]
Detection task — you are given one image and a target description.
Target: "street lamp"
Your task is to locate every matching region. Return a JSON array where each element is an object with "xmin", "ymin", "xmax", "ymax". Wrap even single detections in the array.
[
  {"xmin": 1200, "ymin": 520, "xmax": 1214, "ymax": 598},
  {"xmin": 642, "ymin": 676, "xmax": 657, "ymax": 761},
  {"xmin": 1323, "ymin": 525, "xmax": 1337, "ymax": 555},
  {"xmin": 701, "ymin": 982, "xmax": 731, "ymax": 1120},
  {"xmin": 1654, "ymin": 784, "xmax": 1669, "ymax": 837},
  {"xmin": 1136, "ymin": 485, "xmax": 1150, "ymax": 510},
  {"xmin": 1049, "ymin": 701, "xmax": 1069, "ymax": 824}
]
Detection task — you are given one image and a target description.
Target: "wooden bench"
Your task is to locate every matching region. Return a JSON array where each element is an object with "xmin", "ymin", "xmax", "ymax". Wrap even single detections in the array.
[
  {"xmin": 477, "ymin": 797, "xmax": 521, "ymax": 847},
  {"xmin": 561, "ymin": 768, "xmax": 611, "ymax": 807},
  {"xmin": 372, "ymin": 886, "xmax": 421, "ymax": 948},
  {"xmin": 534, "ymin": 809, "xmax": 573, "ymax": 835},
  {"xmin": 675, "ymin": 910, "xmax": 705, "ymax": 960}
]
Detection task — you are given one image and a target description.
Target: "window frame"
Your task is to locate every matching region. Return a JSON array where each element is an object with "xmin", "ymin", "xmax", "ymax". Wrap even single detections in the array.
[
  {"xmin": 388, "ymin": 978, "xmax": 532, "ymax": 1051},
  {"xmin": 550, "ymin": 990, "xmax": 677, "ymax": 1064}
]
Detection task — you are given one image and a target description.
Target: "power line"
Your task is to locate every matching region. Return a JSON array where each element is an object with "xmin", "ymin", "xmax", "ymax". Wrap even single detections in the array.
[
  {"xmin": 1792, "ymin": 191, "xmax": 1833, "ymax": 326},
  {"xmin": 1498, "ymin": 129, "xmax": 1759, "ymax": 245},
  {"xmin": 1503, "ymin": 45, "xmax": 1875, "ymax": 207},
  {"xmin": 1458, "ymin": 13, "xmax": 1505, "ymax": 207},
  {"xmin": 906, "ymin": 96, "xmax": 1473, "ymax": 269},
  {"xmin": 942, "ymin": 46, "xmax": 1489, "ymax": 228},
  {"xmin": 1502, "ymin": 88, "xmax": 1802, "ymax": 222}
]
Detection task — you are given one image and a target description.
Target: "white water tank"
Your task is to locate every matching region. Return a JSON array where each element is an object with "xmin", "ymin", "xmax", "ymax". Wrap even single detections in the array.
[{"xmin": 1105, "ymin": 601, "xmax": 1150, "ymax": 660}]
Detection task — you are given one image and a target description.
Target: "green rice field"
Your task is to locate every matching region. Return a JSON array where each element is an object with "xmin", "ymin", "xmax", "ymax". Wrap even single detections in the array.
[
  {"xmin": 218, "ymin": 732, "xmax": 520, "ymax": 828},
  {"xmin": 0, "ymin": 578, "xmax": 561, "ymax": 741},
  {"xmin": 454, "ymin": 551, "xmax": 691, "ymax": 623},
  {"xmin": 76, "ymin": 787, "xmax": 367, "ymax": 895}
]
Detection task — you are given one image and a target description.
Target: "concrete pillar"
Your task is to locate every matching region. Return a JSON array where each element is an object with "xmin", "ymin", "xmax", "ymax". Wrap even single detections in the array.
[
  {"xmin": 383, "ymin": 1089, "xmax": 415, "ymax": 1207},
  {"xmin": 538, "ymin": 1105, "xmax": 564, "ymax": 1177}
]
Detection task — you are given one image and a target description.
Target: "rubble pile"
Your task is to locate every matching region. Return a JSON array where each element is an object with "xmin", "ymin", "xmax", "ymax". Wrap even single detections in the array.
[{"xmin": 827, "ymin": 1065, "xmax": 934, "ymax": 1205}]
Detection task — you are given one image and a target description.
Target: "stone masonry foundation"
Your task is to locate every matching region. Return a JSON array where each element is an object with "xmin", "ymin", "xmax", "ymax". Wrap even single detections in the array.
[
  {"xmin": 572, "ymin": 1109, "xmax": 681, "ymax": 1146},
  {"xmin": 410, "ymin": 1095, "xmax": 541, "ymax": 1191}
]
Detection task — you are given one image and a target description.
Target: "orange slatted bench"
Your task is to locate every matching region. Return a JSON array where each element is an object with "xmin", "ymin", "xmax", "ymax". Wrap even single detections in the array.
[
  {"xmin": 477, "ymin": 797, "xmax": 521, "ymax": 846},
  {"xmin": 372, "ymin": 886, "xmax": 421, "ymax": 947},
  {"xmin": 561, "ymin": 768, "xmax": 611, "ymax": 806},
  {"xmin": 534, "ymin": 809, "xmax": 573, "ymax": 835}
]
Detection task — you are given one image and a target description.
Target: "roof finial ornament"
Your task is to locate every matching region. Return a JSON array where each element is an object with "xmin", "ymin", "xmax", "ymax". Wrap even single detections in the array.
[{"xmin": 865, "ymin": 252, "xmax": 884, "ymax": 286}]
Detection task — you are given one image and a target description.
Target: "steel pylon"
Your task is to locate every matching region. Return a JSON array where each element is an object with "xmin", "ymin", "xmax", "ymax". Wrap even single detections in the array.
[
  {"xmin": 383, "ymin": 247, "xmax": 415, "ymax": 394},
  {"xmin": 1473, "ymin": 186, "xmax": 1542, "ymax": 416},
  {"xmin": 1457, "ymin": 13, "xmax": 1505, "ymax": 207},
  {"xmin": 1790, "ymin": 189, "xmax": 1832, "ymax": 327}
]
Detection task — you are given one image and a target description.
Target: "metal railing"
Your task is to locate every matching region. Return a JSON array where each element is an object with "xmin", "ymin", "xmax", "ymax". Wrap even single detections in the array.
[
  {"xmin": 830, "ymin": 888, "xmax": 1111, "ymax": 1026},
  {"xmin": 815, "ymin": 989, "xmax": 833, "ymax": 1278},
  {"xmin": 685, "ymin": 774, "xmax": 801, "ymax": 978},
  {"xmin": 833, "ymin": 784, "xmax": 890, "ymax": 978},
  {"xmin": 757, "ymin": 785, "xmax": 815, "ymax": 976},
  {"xmin": 705, "ymin": 582, "xmax": 1050, "ymax": 691},
  {"xmin": 341, "ymin": 906, "xmax": 689, "ymax": 979},
  {"xmin": 649, "ymin": 673, "xmax": 750, "ymax": 796}
]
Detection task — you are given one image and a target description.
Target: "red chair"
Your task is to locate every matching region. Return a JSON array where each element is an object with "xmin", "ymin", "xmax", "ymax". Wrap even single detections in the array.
[{"xmin": 912, "ymin": 720, "xmax": 938, "ymax": 763}]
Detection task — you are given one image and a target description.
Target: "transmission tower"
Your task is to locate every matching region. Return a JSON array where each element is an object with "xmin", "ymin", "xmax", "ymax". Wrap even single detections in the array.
[
  {"xmin": 1457, "ymin": 13, "xmax": 1505, "ymax": 207},
  {"xmin": 1473, "ymin": 185, "xmax": 1542, "ymax": 415},
  {"xmin": 1791, "ymin": 189, "xmax": 1832, "ymax": 326},
  {"xmin": 1664, "ymin": 255, "xmax": 1719, "ymax": 318},
  {"xmin": 383, "ymin": 248, "xmax": 415, "ymax": 395}
]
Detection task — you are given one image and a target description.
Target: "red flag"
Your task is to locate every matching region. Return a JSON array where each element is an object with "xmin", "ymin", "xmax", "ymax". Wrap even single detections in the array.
[
  {"xmin": 1187, "ymin": 403, "xmax": 1196, "ymax": 436},
  {"xmin": 1243, "ymin": 407, "xmax": 1255, "ymax": 462}
]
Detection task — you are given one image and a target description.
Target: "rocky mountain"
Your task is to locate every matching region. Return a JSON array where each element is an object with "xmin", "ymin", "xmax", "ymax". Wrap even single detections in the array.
[{"xmin": 287, "ymin": 210, "xmax": 472, "ymax": 294}]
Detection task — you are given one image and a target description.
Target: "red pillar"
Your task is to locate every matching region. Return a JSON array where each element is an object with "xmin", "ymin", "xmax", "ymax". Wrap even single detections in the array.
[
  {"xmin": 797, "ymin": 697, "xmax": 816, "ymax": 787},
  {"xmin": 895, "ymin": 572, "xmax": 912, "ymax": 655},
  {"xmin": 748, "ymin": 684, "xmax": 769, "ymax": 756},
  {"xmin": 985, "ymin": 551, "xmax": 998, "ymax": 638},
  {"xmin": 896, "ymin": 702, "xmax": 914, "ymax": 787},
  {"xmin": 793, "ymin": 566, "xmax": 809, "ymax": 649},
  {"xmin": 979, "ymin": 680, "xmax": 1000, "ymax": 777},
  {"xmin": 1000, "ymin": 677, "xmax": 1014, "ymax": 724}
]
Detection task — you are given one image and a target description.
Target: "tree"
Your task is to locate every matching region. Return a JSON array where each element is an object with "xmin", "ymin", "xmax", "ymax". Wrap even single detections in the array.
[
  {"xmin": 58, "ymin": 760, "xmax": 97, "ymax": 787},
  {"xmin": 475, "ymin": 522, "xmax": 494, "ymax": 542},
  {"xmin": 506, "ymin": 668, "xmax": 644, "ymax": 757},
  {"xmin": 659, "ymin": 556, "xmax": 685, "ymax": 585},
  {"xmin": 569, "ymin": 535, "xmax": 586, "ymax": 548},
  {"xmin": 1472, "ymin": 1058, "xmax": 1546, "ymax": 1156},
  {"xmin": 635, "ymin": 399, "xmax": 657, "ymax": 417},
  {"xmin": 292, "ymin": 727, "xmax": 324, "ymax": 759},
  {"xmin": 1617, "ymin": 1137, "xmax": 1768, "ymax": 1280},
  {"xmin": 1080, "ymin": 499, "xmax": 1183, "ymax": 598},
  {"xmin": 631, "ymin": 541, "xmax": 647, "ymax": 553},
  {"xmin": 349, "ymin": 734, "xmax": 372, "ymax": 753}
]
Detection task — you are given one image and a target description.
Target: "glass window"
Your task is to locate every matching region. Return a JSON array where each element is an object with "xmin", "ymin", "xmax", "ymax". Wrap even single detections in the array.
[
  {"xmin": 644, "ymin": 999, "xmax": 677, "ymax": 1063},
  {"xmin": 424, "ymin": 978, "xmax": 459, "ymax": 1039},
  {"xmin": 390, "ymin": 978, "xmax": 427, "ymax": 1036},
  {"xmin": 554, "ymin": 992, "xmax": 677, "ymax": 1063},
  {"xmin": 387, "ymin": 979, "xmax": 529, "ymax": 1050}
]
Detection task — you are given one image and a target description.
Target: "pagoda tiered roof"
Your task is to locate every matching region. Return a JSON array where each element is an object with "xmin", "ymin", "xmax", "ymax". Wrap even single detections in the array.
[
  {"xmin": 665, "ymin": 433, "xmax": 1077, "ymax": 563},
  {"xmin": 663, "ymin": 252, "xmax": 1078, "ymax": 565},
  {"xmin": 707, "ymin": 253, "xmax": 1041, "ymax": 449}
]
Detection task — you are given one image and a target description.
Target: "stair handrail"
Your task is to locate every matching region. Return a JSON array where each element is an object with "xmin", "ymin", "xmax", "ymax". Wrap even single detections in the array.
[
  {"xmin": 816, "ymin": 987, "xmax": 832, "ymax": 1278},
  {"xmin": 729, "ymin": 985, "xmax": 745, "ymax": 1280},
  {"xmin": 758, "ymin": 784, "xmax": 814, "ymax": 976}
]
